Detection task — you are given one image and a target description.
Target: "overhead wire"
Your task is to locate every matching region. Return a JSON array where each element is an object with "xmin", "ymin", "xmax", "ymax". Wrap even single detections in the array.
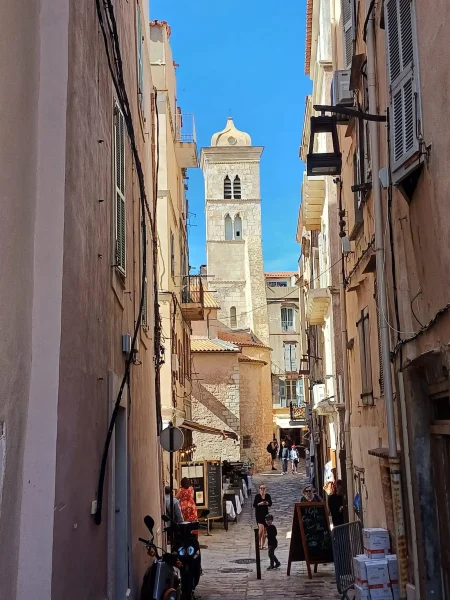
[{"xmin": 94, "ymin": 0, "xmax": 160, "ymax": 525}]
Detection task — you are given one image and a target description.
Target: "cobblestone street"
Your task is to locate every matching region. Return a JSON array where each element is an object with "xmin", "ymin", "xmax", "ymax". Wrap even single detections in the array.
[{"xmin": 196, "ymin": 463, "xmax": 341, "ymax": 600}]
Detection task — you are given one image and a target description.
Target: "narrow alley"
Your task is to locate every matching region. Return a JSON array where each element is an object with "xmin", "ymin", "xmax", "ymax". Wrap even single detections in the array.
[{"xmin": 196, "ymin": 465, "xmax": 340, "ymax": 600}]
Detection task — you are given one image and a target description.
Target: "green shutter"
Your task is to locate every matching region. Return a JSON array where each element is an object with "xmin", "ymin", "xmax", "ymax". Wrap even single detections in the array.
[{"xmin": 114, "ymin": 104, "xmax": 126, "ymax": 273}]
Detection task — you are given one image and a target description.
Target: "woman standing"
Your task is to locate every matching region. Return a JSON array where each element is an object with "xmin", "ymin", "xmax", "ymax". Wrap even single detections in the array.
[
  {"xmin": 176, "ymin": 477, "xmax": 199, "ymax": 535},
  {"xmin": 253, "ymin": 484, "xmax": 273, "ymax": 549}
]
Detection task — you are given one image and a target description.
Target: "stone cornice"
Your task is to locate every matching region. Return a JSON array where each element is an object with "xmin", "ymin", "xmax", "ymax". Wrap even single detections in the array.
[
  {"xmin": 206, "ymin": 198, "xmax": 261, "ymax": 204},
  {"xmin": 200, "ymin": 146, "xmax": 264, "ymax": 168}
]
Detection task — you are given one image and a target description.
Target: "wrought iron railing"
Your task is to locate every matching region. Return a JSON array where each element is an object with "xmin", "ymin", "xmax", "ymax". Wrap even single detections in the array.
[
  {"xmin": 175, "ymin": 113, "xmax": 196, "ymax": 144},
  {"xmin": 182, "ymin": 275, "xmax": 204, "ymax": 306}
]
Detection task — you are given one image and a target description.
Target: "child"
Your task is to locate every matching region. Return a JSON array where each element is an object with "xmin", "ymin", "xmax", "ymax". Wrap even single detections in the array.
[
  {"xmin": 264, "ymin": 514, "xmax": 280, "ymax": 570},
  {"xmin": 289, "ymin": 445, "xmax": 299, "ymax": 474}
]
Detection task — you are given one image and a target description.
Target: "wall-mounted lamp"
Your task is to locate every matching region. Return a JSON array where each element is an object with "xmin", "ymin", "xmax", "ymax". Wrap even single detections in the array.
[{"xmin": 307, "ymin": 115, "xmax": 342, "ymax": 177}]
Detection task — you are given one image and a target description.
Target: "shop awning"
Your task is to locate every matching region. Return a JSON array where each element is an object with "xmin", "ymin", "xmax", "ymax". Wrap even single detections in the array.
[
  {"xmin": 181, "ymin": 419, "xmax": 239, "ymax": 440},
  {"xmin": 275, "ymin": 417, "xmax": 307, "ymax": 429}
]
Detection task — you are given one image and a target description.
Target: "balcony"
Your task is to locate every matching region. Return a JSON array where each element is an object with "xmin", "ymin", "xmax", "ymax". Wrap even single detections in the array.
[
  {"xmin": 181, "ymin": 275, "xmax": 204, "ymax": 321},
  {"xmin": 307, "ymin": 287, "xmax": 331, "ymax": 325},
  {"xmin": 175, "ymin": 113, "xmax": 198, "ymax": 168},
  {"xmin": 300, "ymin": 172, "xmax": 325, "ymax": 231}
]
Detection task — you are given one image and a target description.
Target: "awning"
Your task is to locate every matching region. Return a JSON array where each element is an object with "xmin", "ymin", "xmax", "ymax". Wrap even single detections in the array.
[
  {"xmin": 275, "ymin": 417, "xmax": 307, "ymax": 429},
  {"xmin": 181, "ymin": 419, "xmax": 238, "ymax": 440}
]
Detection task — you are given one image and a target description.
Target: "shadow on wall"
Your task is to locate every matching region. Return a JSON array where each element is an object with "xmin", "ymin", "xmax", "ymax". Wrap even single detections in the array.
[{"xmin": 192, "ymin": 381, "xmax": 238, "ymax": 435}]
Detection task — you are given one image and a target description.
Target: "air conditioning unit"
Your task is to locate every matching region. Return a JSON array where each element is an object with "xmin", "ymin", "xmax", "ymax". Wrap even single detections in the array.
[
  {"xmin": 172, "ymin": 354, "xmax": 179, "ymax": 372},
  {"xmin": 331, "ymin": 69, "xmax": 353, "ymax": 107}
]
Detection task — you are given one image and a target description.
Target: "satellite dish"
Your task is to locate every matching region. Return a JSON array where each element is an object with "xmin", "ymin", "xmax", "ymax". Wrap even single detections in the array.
[{"xmin": 160, "ymin": 425, "xmax": 184, "ymax": 453}]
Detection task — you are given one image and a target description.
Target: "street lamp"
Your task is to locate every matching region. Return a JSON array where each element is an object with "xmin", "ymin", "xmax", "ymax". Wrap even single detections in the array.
[{"xmin": 307, "ymin": 114, "xmax": 342, "ymax": 177}]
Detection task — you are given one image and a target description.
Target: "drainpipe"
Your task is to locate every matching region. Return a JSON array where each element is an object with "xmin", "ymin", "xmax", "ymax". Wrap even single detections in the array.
[
  {"xmin": 337, "ymin": 180, "xmax": 355, "ymax": 522},
  {"xmin": 365, "ymin": 5, "xmax": 407, "ymax": 599}
]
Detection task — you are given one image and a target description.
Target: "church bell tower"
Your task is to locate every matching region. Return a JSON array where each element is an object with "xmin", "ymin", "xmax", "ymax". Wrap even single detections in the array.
[{"xmin": 200, "ymin": 118, "xmax": 269, "ymax": 346}]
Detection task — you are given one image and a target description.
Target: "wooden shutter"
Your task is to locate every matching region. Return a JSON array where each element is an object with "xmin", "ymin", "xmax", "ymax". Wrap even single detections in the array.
[
  {"xmin": 296, "ymin": 379, "xmax": 305, "ymax": 405},
  {"xmin": 114, "ymin": 104, "xmax": 126, "ymax": 274},
  {"xmin": 374, "ymin": 280, "xmax": 384, "ymax": 394},
  {"xmin": 136, "ymin": 4, "xmax": 144, "ymax": 116},
  {"xmin": 341, "ymin": 0, "xmax": 355, "ymax": 69},
  {"xmin": 385, "ymin": 0, "xmax": 420, "ymax": 175},
  {"xmin": 284, "ymin": 344, "xmax": 291, "ymax": 372}
]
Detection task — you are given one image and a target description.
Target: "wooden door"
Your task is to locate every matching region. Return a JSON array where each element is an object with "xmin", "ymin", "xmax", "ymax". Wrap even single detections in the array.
[{"xmin": 431, "ymin": 426, "xmax": 450, "ymax": 597}]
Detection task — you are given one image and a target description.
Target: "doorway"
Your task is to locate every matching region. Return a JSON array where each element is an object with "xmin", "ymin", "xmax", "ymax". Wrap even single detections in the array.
[
  {"xmin": 430, "ymin": 394, "xmax": 450, "ymax": 597},
  {"xmin": 115, "ymin": 405, "xmax": 130, "ymax": 597}
]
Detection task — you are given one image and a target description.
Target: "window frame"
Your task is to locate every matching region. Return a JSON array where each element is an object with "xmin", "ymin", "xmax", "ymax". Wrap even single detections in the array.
[
  {"xmin": 224, "ymin": 175, "xmax": 232, "ymax": 199},
  {"xmin": 233, "ymin": 175, "xmax": 241, "ymax": 199},
  {"xmin": 230, "ymin": 306, "xmax": 237, "ymax": 328},
  {"xmin": 281, "ymin": 306, "xmax": 295, "ymax": 332},
  {"xmin": 284, "ymin": 342, "xmax": 297, "ymax": 373},
  {"xmin": 170, "ymin": 230, "xmax": 175, "ymax": 278},
  {"xmin": 357, "ymin": 307, "xmax": 373, "ymax": 405}
]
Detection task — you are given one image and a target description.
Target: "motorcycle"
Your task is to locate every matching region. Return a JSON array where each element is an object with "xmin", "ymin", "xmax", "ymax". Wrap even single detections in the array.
[
  {"xmin": 139, "ymin": 515, "xmax": 181, "ymax": 600},
  {"xmin": 162, "ymin": 510, "xmax": 209, "ymax": 600}
]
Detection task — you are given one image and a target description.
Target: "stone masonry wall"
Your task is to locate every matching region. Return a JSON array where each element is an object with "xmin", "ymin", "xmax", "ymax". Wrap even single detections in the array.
[{"xmin": 191, "ymin": 353, "xmax": 241, "ymax": 462}]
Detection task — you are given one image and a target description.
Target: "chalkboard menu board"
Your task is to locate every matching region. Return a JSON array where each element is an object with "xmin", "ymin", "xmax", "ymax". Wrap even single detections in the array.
[
  {"xmin": 181, "ymin": 462, "xmax": 206, "ymax": 509},
  {"xmin": 206, "ymin": 461, "xmax": 223, "ymax": 519},
  {"xmin": 287, "ymin": 502, "xmax": 333, "ymax": 579}
]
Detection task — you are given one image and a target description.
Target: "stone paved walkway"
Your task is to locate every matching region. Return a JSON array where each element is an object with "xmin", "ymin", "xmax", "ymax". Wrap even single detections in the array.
[{"xmin": 196, "ymin": 461, "xmax": 342, "ymax": 600}]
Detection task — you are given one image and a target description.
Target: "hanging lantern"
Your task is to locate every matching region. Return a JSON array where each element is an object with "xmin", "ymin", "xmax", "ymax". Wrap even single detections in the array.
[
  {"xmin": 307, "ymin": 115, "xmax": 342, "ymax": 176},
  {"xmin": 298, "ymin": 355, "xmax": 310, "ymax": 375}
]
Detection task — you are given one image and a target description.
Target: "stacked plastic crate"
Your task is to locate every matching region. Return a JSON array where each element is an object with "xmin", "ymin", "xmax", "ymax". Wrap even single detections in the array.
[{"xmin": 353, "ymin": 528, "xmax": 399, "ymax": 600}]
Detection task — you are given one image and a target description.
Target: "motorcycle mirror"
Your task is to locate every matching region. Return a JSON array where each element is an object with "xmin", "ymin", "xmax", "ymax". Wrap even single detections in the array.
[
  {"xmin": 144, "ymin": 515, "xmax": 155, "ymax": 533},
  {"xmin": 161, "ymin": 514, "xmax": 170, "ymax": 523}
]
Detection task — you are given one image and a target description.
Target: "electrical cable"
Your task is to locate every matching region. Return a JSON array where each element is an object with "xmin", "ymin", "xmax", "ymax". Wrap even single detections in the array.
[{"xmin": 94, "ymin": 0, "xmax": 159, "ymax": 525}]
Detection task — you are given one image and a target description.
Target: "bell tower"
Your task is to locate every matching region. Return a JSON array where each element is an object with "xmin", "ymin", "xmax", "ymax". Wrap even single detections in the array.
[{"xmin": 200, "ymin": 118, "xmax": 269, "ymax": 345}]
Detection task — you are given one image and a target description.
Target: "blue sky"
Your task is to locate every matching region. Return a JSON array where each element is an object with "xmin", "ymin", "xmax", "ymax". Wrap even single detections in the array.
[{"xmin": 150, "ymin": 0, "xmax": 311, "ymax": 272}]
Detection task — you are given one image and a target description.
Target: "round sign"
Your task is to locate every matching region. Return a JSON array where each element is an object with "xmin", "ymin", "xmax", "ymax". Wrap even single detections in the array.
[{"xmin": 160, "ymin": 426, "xmax": 184, "ymax": 453}]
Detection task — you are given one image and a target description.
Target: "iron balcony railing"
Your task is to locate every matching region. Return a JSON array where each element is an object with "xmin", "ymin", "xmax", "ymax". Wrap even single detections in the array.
[
  {"xmin": 175, "ymin": 113, "xmax": 196, "ymax": 144},
  {"xmin": 182, "ymin": 275, "xmax": 204, "ymax": 306}
]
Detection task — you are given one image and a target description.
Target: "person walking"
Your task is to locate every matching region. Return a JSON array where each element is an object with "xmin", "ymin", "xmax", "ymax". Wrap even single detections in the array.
[
  {"xmin": 289, "ymin": 445, "xmax": 299, "ymax": 474},
  {"xmin": 280, "ymin": 441, "xmax": 289, "ymax": 475},
  {"xmin": 328, "ymin": 479, "xmax": 345, "ymax": 527},
  {"xmin": 300, "ymin": 484, "xmax": 323, "ymax": 502},
  {"xmin": 267, "ymin": 437, "xmax": 279, "ymax": 470},
  {"xmin": 176, "ymin": 477, "xmax": 199, "ymax": 535},
  {"xmin": 253, "ymin": 484, "xmax": 273, "ymax": 549},
  {"xmin": 264, "ymin": 514, "xmax": 281, "ymax": 570},
  {"xmin": 165, "ymin": 485, "xmax": 183, "ymax": 523}
]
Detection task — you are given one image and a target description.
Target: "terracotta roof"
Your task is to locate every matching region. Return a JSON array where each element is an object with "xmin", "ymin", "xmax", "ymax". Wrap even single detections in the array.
[
  {"xmin": 305, "ymin": 0, "xmax": 313, "ymax": 75},
  {"xmin": 203, "ymin": 291, "xmax": 220, "ymax": 309},
  {"xmin": 238, "ymin": 355, "xmax": 268, "ymax": 366},
  {"xmin": 265, "ymin": 272, "xmax": 297, "ymax": 278},
  {"xmin": 191, "ymin": 338, "xmax": 238, "ymax": 353},
  {"xmin": 218, "ymin": 329, "xmax": 270, "ymax": 349}
]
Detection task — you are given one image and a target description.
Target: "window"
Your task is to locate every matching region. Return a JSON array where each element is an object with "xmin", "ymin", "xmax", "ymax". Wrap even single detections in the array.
[
  {"xmin": 170, "ymin": 231, "xmax": 175, "ymax": 277},
  {"xmin": 284, "ymin": 343, "xmax": 297, "ymax": 372},
  {"xmin": 224, "ymin": 175, "xmax": 232, "ymax": 199},
  {"xmin": 296, "ymin": 379, "xmax": 305, "ymax": 405},
  {"xmin": 136, "ymin": 4, "xmax": 144, "ymax": 117},
  {"xmin": 385, "ymin": 0, "xmax": 421, "ymax": 183},
  {"xmin": 234, "ymin": 214, "xmax": 242, "ymax": 239},
  {"xmin": 281, "ymin": 307, "xmax": 294, "ymax": 332},
  {"xmin": 243, "ymin": 435, "xmax": 252, "ymax": 449},
  {"xmin": 268, "ymin": 280, "xmax": 288, "ymax": 288},
  {"xmin": 233, "ymin": 175, "xmax": 241, "ymax": 199},
  {"xmin": 286, "ymin": 380, "xmax": 297, "ymax": 402},
  {"xmin": 225, "ymin": 214, "xmax": 233, "ymax": 240},
  {"xmin": 341, "ymin": 0, "xmax": 355, "ymax": 69},
  {"xmin": 230, "ymin": 306, "xmax": 237, "ymax": 328},
  {"xmin": 114, "ymin": 103, "xmax": 126, "ymax": 274},
  {"xmin": 357, "ymin": 307, "xmax": 373, "ymax": 405},
  {"xmin": 349, "ymin": 148, "xmax": 364, "ymax": 241},
  {"xmin": 279, "ymin": 380, "xmax": 286, "ymax": 407}
]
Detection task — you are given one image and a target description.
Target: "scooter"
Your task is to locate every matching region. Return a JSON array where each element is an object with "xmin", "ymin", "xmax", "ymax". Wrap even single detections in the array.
[
  {"xmin": 163, "ymin": 509, "xmax": 209, "ymax": 600},
  {"xmin": 139, "ymin": 515, "xmax": 181, "ymax": 600}
]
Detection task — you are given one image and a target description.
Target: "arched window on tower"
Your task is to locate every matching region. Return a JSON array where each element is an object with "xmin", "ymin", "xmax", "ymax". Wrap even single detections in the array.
[
  {"xmin": 225, "ymin": 214, "xmax": 233, "ymax": 240},
  {"xmin": 234, "ymin": 214, "xmax": 242, "ymax": 239},
  {"xmin": 230, "ymin": 306, "xmax": 237, "ymax": 328},
  {"xmin": 233, "ymin": 175, "xmax": 241, "ymax": 199},
  {"xmin": 224, "ymin": 175, "xmax": 232, "ymax": 199}
]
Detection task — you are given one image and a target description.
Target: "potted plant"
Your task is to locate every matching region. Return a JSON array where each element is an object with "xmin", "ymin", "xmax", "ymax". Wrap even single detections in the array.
[{"xmin": 246, "ymin": 457, "xmax": 255, "ymax": 476}]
